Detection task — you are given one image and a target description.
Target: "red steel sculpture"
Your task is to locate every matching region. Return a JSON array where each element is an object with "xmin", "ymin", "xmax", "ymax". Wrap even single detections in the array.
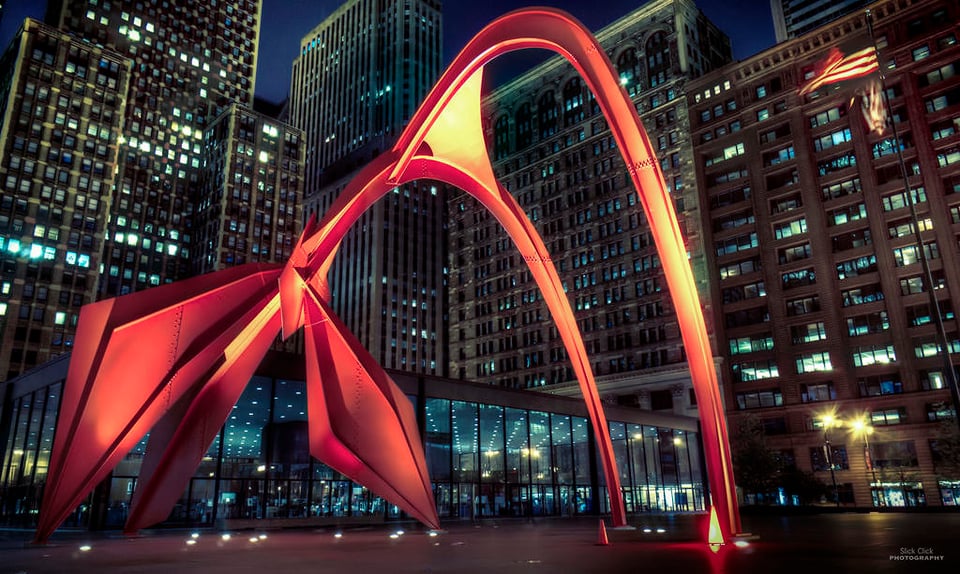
[{"xmin": 35, "ymin": 7, "xmax": 741, "ymax": 544}]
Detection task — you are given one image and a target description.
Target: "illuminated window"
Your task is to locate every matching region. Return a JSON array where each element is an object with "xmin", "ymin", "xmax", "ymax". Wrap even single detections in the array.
[
  {"xmin": 852, "ymin": 345, "xmax": 896, "ymax": 367},
  {"xmin": 791, "ymin": 322, "xmax": 826, "ymax": 344},
  {"xmin": 729, "ymin": 335, "xmax": 774, "ymax": 355},
  {"xmin": 871, "ymin": 408, "xmax": 906, "ymax": 426},
  {"xmin": 795, "ymin": 352, "xmax": 832, "ymax": 374}
]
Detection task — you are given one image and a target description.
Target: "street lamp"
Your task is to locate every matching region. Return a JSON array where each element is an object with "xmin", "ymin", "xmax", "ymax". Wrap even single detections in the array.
[
  {"xmin": 822, "ymin": 414, "xmax": 840, "ymax": 507},
  {"xmin": 851, "ymin": 417, "xmax": 883, "ymax": 508}
]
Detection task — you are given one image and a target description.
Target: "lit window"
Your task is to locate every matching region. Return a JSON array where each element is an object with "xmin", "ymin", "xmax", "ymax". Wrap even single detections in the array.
[
  {"xmin": 55, "ymin": 312, "xmax": 67, "ymax": 325},
  {"xmin": 796, "ymin": 352, "xmax": 833, "ymax": 374}
]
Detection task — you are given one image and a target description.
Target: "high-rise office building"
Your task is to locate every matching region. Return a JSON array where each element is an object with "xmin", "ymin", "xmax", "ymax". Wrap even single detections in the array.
[
  {"xmin": 0, "ymin": 1, "xmax": 264, "ymax": 382},
  {"xmin": 771, "ymin": 0, "xmax": 874, "ymax": 42},
  {"xmin": 290, "ymin": 0, "xmax": 441, "ymax": 191},
  {"xmin": 46, "ymin": 0, "xmax": 263, "ymax": 296},
  {"xmin": 692, "ymin": 0, "xmax": 960, "ymax": 507},
  {"xmin": 0, "ymin": 18, "xmax": 130, "ymax": 380},
  {"xmin": 195, "ymin": 104, "xmax": 304, "ymax": 274},
  {"xmin": 449, "ymin": 0, "xmax": 732, "ymax": 413},
  {"xmin": 290, "ymin": 0, "xmax": 447, "ymax": 376}
]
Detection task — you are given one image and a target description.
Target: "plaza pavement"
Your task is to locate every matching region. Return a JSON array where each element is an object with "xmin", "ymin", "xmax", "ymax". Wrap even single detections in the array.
[{"xmin": 1, "ymin": 512, "xmax": 958, "ymax": 573}]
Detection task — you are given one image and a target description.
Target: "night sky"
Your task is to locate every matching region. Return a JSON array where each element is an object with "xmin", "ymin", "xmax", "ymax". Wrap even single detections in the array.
[
  {"xmin": 1, "ymin": 0, "xmax": 777, "ymax": 102},
  {"xmin": 257, "ymin": 0, "xmax": 777, "ymax": 102}
]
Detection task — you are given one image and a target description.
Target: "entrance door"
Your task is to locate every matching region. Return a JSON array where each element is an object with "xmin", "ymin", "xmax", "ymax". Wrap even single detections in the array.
[{"xmin": 529, "ymin": 484, "xmax": 555, "ymax": 516}]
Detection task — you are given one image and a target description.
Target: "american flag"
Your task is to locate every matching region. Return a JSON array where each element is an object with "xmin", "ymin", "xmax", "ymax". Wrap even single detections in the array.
[
  {"xmin": 860, "ymin": 78, "xmax": 886, "ymax": 135},
  {"xmin": 799, "ymin": 43, "xmax": 886, "ymax": 135},
  {"xmin": 798, "ymin": 45, "xmax": 879, "ymax": 96}
]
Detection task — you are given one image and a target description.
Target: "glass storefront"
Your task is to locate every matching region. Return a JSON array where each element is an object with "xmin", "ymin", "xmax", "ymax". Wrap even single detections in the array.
[
  {"xmin": 0, "ymin": 373, "xmax": 705, "ymax": 529},
  {"xmin": 0, "ymin": 382, "xmax": 61, "ymax": 526}
]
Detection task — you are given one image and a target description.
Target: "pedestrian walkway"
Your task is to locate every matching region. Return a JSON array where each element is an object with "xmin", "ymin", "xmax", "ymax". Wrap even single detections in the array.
[{"xmin": 2, "ymin": 513, "xmax": 958, "ymax": 573}]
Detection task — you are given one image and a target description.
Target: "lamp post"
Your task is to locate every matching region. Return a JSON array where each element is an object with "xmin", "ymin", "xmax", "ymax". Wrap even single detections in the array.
[
  {"xmin": 852, "ymin": 418, "xmax": 883, "ymax": 508},
  {"xmin": 822, "ymin": 414, "xmax": 840, "ymax": 507}
]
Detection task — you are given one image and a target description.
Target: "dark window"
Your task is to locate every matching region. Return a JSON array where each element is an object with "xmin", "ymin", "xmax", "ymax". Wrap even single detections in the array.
[
  {"xmin": 872, "ymin": 441, "xmax": 918, "ymax": 468},
  {"xmin": 810, "ymin": 445, "xmax": 849, "ymax": 471},
  {"xmin": 650, "ymin": 389, "xmax": 673, "ymax": 410}
]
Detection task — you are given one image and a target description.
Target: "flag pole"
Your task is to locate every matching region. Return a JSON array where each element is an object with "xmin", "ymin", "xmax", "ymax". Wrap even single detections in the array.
[{"xmin": 865, "ymin": 9, "xmax": 960, "ymax": 433}]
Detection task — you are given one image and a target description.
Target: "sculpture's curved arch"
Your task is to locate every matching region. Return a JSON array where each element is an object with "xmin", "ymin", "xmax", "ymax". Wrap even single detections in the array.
[
  {"xmin": 293, "ymin": 7, "xmax": 740, "ymax": 539},
  {"xmin": 35, "ymin": 7, "xmax": 740, "ymax": 544}
]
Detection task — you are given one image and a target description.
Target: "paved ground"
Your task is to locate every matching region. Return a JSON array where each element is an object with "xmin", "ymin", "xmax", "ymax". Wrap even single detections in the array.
[{"xmin": 1, "ymin": 512, "xmax": 958, "ymax": 573}]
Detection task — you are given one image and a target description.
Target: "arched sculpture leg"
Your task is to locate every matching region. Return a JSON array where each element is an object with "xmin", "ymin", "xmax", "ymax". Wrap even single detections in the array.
[{"xmin": 377, "ymin": 8, "xmax": 740, "ymax": 540}]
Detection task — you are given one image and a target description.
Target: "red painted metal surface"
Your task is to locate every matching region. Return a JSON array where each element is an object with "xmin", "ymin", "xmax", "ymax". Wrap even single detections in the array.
[
  {"xmin": 36, "ymin": 7, "xmax": 740, "ymax": 543},
  {"xmin": 35, "ymin": 265, "xmax": 286, "ymax": 540}
]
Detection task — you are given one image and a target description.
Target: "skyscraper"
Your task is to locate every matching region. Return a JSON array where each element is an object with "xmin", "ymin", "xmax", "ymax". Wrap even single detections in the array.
[
  {"xmin": 0, "ymin": 18, "xmax": 130, "ymax": 380},
  {"xmin": 771, "ymin": 0, "xmax": 874, "ymax": 42},
  {"xmin": 290, "ymin": 0, "xmax": 447, "ymax": 376},
  {"xmin": 194, "ymin": 104, "xmax": 304, "ymax": 275},
  {"xmin": 449, "ymin": 0, "xmax": 732, "ymax": 411},
  {"xmin": 0, "ymin": 1, "xmax": 285, "ymax": 381},
  {"xmin": 693, "ymin": 0, "xmax": 960, "ymax": 506},
  {"xmin": 46, "ymin": 0, "xmax": 263, "ymax": 296}
]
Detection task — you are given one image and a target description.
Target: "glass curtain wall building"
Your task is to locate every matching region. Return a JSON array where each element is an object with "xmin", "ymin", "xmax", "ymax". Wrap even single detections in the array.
[
  {"xmin": 771, "ymin": 0, "xmax": 874, "ymax": 42},
  {"xmin": 0, "ymin": 352, "xmax": 704, "ymax": 529}
]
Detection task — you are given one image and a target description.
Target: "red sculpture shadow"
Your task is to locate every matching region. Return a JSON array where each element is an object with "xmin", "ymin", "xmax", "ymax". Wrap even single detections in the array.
[{"xmin": 35, "ymin": 7, "xmax": 741, "ymax": 544}]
